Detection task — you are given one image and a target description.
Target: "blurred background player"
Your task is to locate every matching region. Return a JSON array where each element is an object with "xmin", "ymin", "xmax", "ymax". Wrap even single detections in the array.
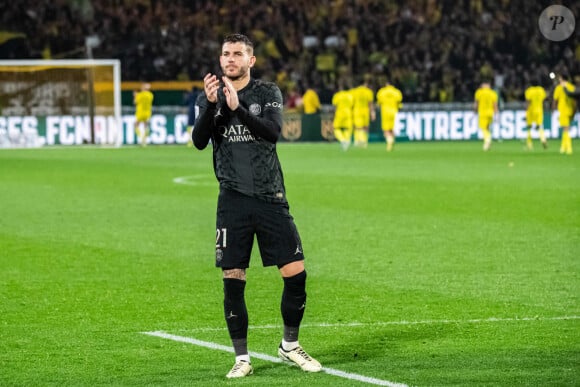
[
  {"xmin": 524, "ymin": 78, "xmax": 547, "ymax": 150},
  {"xmin": 184, "ymin": 85, "xmax": 200, "ymax": 147},
  {"xmin": 331, "ymin": 86, "xmax": 354, "ymax": 151},
  {"xmin": 351, "ymin": 75, "xmax": 375, "ymax": 148},
  {"xmin": 554, "ymin": 75, "xmax": 577, "ymax": 155},
  {"xmin": 473, "ymin": 81, "xmax": 498, "ymax": 151},
  {"xmin": 301, "ymin": 84, "xmax": 321, "ymax": 115},
  {"xmin": 133, "ymin": 83, "xmax": 154, "ymax": 147},
  {"xmin": 376, "ymin": 80, "xmax": 403, "ymax": 151}
]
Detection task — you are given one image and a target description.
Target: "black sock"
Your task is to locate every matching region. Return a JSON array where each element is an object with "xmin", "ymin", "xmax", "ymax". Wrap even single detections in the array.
[
  {"xmin": 281, "ymin": 271, "xmax": 307, "ymax": 342},
  {"xmin": 223, "ymin": 278, "xmax": 248, "ymax": 355}
]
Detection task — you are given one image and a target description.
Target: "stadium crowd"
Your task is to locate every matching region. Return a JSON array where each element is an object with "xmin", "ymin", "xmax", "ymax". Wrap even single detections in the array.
[{"xmin": 1, "ymin": 0, "xmax": 579, "ymax": 103}]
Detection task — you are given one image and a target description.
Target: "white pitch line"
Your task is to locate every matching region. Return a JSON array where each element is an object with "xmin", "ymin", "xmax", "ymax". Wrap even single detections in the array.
[
  {"xmin": 172, "ymin": 175, "xmax": 216, "ymax": 186},
  {"xmin": 141, "ymin": 331, "xmax": 409, "ymax": 387},
  {"xmin": 167, "ymin": 315, "xmax": 580, "ymax": 333}
]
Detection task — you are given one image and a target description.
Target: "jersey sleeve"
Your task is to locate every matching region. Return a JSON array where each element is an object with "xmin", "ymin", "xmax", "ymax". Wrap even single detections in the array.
[
  {"xmin": 191, "ymin": 91, "xmax": 217, "ymax": 150},
  {"xmin": 235, "ymin": 82, "xmax": 283, "ymax": 143}
]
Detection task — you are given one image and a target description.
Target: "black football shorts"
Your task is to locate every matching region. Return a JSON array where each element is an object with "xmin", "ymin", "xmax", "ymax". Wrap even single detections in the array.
[{"xmin": 215, "ymin": 188, "xmax": 305, "ymax": 269}]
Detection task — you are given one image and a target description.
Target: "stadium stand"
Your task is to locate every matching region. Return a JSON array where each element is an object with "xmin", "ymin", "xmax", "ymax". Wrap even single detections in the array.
[{"xmin": 0, "ymin": 0, "xmax": 578, "ymax": 103}]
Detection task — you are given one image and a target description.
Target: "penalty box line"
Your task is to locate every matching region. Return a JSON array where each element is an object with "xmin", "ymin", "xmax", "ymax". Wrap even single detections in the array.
[{"xmin": 141, "ymin": 331, "xmax": 410, "ymax": 387}]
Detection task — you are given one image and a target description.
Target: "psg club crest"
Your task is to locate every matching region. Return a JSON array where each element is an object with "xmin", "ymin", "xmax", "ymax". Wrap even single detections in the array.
[{"xmin": 249, "ymin": 104, "xmax": 261, "ymax": 115}]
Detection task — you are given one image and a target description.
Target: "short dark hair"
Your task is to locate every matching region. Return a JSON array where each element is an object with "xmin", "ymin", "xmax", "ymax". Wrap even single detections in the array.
[{"xmin": 223, "ymin": 34, "xmax": 254, "ymax": 53}]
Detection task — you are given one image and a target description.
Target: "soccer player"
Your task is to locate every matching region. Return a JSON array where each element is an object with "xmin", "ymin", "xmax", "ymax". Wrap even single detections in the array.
[
  {"xmin": 553, "ymin": 75, "xmax": 576, "ymax": 155},
  {"xmin": 331, "ymin": 87, "xmax": 354, "ymax": 150},
  {"xmin": 376, "ymin": 81, "xmax": 403, "ymax": 151},
  {"xmin": 133, "ymin": 83, "xmax": 154, "ymax": 146},
  {"xmin": 524, "ymin": 79, "xmax": 548, "ymax": 150},
  {"xmin": 473, "ymin": 81, "xmax": 498, "ymax": 151},
  {"xmin": 191, "ymin": 34, "xmax": 321, "ymax": 379},
  {"xmin": 301, "ymin": 84, "xmax": 321, "ymax": 114},
  {"xmin": 350, "ymin": 76, "xmax": 375, "ymax": 148}
]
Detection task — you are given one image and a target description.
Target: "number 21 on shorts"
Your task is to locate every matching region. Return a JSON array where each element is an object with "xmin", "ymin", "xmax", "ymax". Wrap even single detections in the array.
[{"xmin": 216, "ymin": 228, "xmax": 227, "ymax": 248}]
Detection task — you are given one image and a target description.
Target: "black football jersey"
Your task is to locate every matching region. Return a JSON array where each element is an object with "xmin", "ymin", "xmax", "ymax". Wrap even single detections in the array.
[{"xmin": 193, "ymin": 78, "xmax": 287, "ymax": 203}]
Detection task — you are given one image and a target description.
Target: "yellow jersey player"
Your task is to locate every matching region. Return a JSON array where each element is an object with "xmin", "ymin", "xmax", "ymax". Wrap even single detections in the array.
[
  {"xmin": 524, "ymin": 81, "xmax": 547, "ymax": 150},
  {"xmin": 301, "ymin": 86, "xmax": 321, "ymax": 115},
  {"xmin": 332, "ymin": 88, "xmax": 354, "ymax": 151},
  {"xmin": 473, "ymin": 82, "xmax": 498, "ymax": 151},
  {"xmin": 376, "ymin": 81, "xmax": 403, "ymax": 151},
  {"xmin": 553, "ymin": 75, "xmax": 576, "ymax": 155},
  {"xmin": 134, "ymin": 83, "xmax": 154, "ymax": 146},
  {"xmin": 350, "ymin": 77, "xmax": 375, "ymax": 148}
]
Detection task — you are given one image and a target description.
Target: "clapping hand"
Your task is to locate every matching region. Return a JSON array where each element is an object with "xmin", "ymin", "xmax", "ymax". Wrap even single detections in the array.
[
  {"xmin": 222, "ymin": 76, "xmax": 239, "ymax": 111},
  {"xmin": 203, "ymin": 73, "xmax": 220, "ymax": 104}
]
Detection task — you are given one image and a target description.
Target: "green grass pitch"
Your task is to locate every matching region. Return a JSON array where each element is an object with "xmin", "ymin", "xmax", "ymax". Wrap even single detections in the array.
[{"xmin": 1, "ymin": 140, "xmax": 578, "ymax": 386}]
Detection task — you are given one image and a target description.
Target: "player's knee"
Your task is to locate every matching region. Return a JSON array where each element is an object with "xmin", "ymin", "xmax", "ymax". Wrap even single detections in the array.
[
  {"xmin": 223, "ymin": 277, "xmax": 246, "ymax": 300},
  {"xmin": 283, "ymin": 270, "xmax": 306, "ymax": 294},
  {"xmin": 279, "ymin": 260, "xmax": 304, "ymax": 277},
  {"xmin": 281, "ymin": 271, "xmax": 307, "ymax": 326}
]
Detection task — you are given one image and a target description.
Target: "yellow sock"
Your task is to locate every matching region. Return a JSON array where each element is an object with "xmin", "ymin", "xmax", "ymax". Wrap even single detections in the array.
[
  {"xmin": 482, "ymin": 128, "xmax": 491, "ymax": 150},
  {"xmin": 561, "ymin": 131, "xmax": 569, "ymax": 153},
  {"xmin": 564, "ymin": 131, "xmax": 572, "ymax": 153},
  {"xmin": 484, "ymin": 129, "xmax": 491, "ymax": 142},
  {"xmin": 135, "ymin": 126, "xmax": 142, "ymax": 144},
  {"xmin": 538, "ymin": 128, "xmax": 546, "ymax": 143}
]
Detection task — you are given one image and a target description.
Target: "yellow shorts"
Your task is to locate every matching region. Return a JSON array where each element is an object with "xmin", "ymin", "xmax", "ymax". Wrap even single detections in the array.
[
  {"xmin": 333, "ymin": 113, "xmax": 353, "ymax": 131},
  {"xmin": 136, "ymin": 112, "xmax": 152, "ymax": 123},
  {"xmin": 526, "ymin": 110, "xmax": 542, "ymax": 126},
  {"xmin": 559, "ymin": 112, "xmax": 573, "ymax": 128},
  {"xmin": 478, "ymin": 114, "xmax": 493, "ymax": 131},
  {"xmin": 353, "ymin": 112, "xmax": 370, "ymax": 128},
  {"xmin": 381, "ymin": 111, "xmax": 396, "ymax": 131}
]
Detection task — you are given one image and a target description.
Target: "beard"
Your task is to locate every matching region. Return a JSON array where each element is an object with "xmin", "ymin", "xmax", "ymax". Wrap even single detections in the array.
[{"xmin": 222, "ymin": 64, "xmax": 249, "ymax": 81}]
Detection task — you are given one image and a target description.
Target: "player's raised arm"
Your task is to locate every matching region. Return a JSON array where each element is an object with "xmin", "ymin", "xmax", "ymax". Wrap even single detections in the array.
[{"xmin": 192, "ymin": 74, "xmax": 221, "ymax": 150}]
